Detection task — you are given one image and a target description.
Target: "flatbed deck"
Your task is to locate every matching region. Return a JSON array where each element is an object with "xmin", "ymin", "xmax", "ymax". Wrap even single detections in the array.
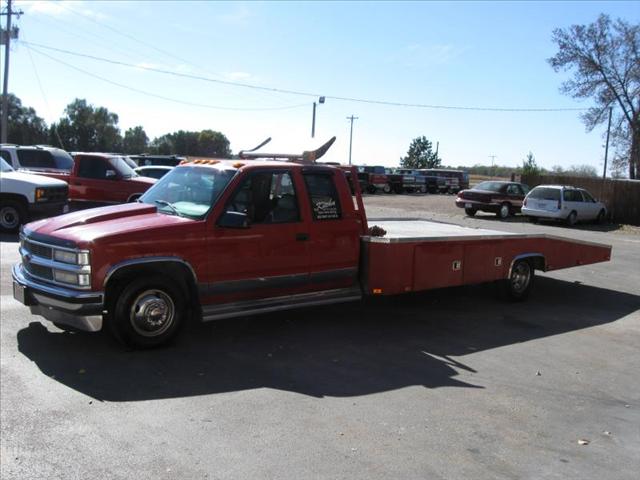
[{"xmin": 360, "ymin": 220, "xmax": 611, "ymax": 296}]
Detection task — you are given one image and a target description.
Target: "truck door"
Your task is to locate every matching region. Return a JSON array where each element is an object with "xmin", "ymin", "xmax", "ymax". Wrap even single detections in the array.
[
  {"xmin": 206, "ymin": 169, "xmax": 311, "ymax": 303},
  {"xmin": 74, "ymin": 156, "xmax": 121, "ymax": 204},
  {"xmin": 302, "ymin": 170, "xmax": 360, "ymax": 290}
]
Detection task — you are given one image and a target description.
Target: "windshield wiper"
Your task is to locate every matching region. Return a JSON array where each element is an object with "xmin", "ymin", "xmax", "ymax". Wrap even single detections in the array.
[{"xmin": 155, "ymin": 200, "xmax": 183, "ymax": 217}]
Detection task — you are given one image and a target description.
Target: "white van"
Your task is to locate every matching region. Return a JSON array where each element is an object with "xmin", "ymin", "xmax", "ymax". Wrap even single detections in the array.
[{"xmin": 521, "ymin": 185, "xmax": 606, "ymax": 225}]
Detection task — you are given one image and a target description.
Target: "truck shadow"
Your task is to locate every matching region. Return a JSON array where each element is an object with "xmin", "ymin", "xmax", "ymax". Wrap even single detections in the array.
[{"xmin": 16, "ymin": 277, "xmax": 640, "ymax": 402}]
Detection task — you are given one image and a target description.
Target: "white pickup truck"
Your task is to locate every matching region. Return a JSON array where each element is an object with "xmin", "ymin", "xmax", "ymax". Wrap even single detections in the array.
[{"xmin": 0, "ymin": 158, "xmax": 69, "ymax": 232}]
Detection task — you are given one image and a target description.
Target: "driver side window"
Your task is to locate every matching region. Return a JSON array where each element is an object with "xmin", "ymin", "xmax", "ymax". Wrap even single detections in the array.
[
  {"xmin": 227, "ymin": 171, "xmax": 300, "ymax": 224},
  {"xmin": 77, "ymin": 158, "xmax": 109, "ymax": 179}
]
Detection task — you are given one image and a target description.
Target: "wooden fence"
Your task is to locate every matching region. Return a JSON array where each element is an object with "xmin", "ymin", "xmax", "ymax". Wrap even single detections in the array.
[{"xmin": 520, "ymin": 174, "xmax": 640, "ymax": 226}]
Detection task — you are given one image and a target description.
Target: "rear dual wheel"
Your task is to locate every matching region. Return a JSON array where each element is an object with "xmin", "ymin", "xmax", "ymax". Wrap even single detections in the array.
[{"xmin": 504, "ymin": 259, "xmax": 534, "ymax": 301}]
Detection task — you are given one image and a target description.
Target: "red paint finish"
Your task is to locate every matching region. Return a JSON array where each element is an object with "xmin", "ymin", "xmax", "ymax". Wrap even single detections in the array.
[{"xmin": 36, "ymin": 153, "xmax": 155, "ymax": 204}]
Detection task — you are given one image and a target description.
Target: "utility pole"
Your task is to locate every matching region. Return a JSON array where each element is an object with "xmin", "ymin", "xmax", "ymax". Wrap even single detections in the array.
[
  {"xmin": 311, "ymin": 96, "xmax": 325, "ymax": 138},
  {"xmin": 346, "ymin": 115, "xmax": 358, "ymax": 165},
  {"xmin": 1, "ymin": 0, "xmax": 22, "ymax": 143},
  {"xmin": 488, "ymin": 154, "xmax": 497, "ymax": 178}
]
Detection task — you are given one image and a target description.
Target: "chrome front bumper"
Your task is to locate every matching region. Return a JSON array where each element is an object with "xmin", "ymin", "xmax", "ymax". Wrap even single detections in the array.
[{"xmin": 12, "ymin": 264, "xmax": 105, "ymax": 332}]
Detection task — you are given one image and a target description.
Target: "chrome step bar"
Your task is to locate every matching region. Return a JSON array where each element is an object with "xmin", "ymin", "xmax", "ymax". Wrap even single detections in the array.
[{"xmin": 201, "ymin": 286, "xmax": 362, "ymax": 322}]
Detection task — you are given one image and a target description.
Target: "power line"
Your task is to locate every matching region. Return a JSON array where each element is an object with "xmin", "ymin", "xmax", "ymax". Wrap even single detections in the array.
[
  {"xmin": 25, "ymin": 44, "xmax": 309, "ymax": 112},
  {"xmin": 19, "ymin": 41, "xmax": 590, "ymax": 113}
]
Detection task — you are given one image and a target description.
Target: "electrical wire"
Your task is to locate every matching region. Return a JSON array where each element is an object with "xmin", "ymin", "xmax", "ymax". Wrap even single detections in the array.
[
  {"xmin": 20, "ymin": 41, "xmax": 589, "ymax": 113},
  {"xmin": 25, "ymin": 44, "xmax": 309, "ymax": 112},
  {"xmin": 21, "ymin": 33, "xmax": 65, "ymax": 148}
]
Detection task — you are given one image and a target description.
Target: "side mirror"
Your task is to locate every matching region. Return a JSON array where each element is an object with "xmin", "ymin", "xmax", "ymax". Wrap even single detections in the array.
[
  {"xmin": 218, "ymin": 211, "xmax": 249, "ymax": 229},
  {"xmin": 105, "ymin": 169, "xmax": 118, "ymax": 179}
]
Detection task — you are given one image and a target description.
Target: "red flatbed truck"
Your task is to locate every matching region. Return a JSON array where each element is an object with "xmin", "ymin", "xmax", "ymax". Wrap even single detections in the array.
[{"xmin": 11, "ymin": 138, "xmax": 611, "ymax": 349}]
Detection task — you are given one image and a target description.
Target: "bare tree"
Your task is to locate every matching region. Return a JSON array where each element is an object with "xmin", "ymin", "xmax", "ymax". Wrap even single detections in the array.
[{"xmin": 548, "ymin": 14, "xmax": 640, "ymax": 178}]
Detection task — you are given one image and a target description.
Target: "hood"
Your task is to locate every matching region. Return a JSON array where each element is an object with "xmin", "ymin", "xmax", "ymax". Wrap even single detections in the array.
[
  {"xmin": 126, "ymin": 176, "xmax": 156, "ymax": 187},
  {"xmin": 25, "ymin": 202, "xmax": 194, "ymax": 246},
  {"xmin": 0, "ymin": 170, "xmax": 68, "ymax": 187}
]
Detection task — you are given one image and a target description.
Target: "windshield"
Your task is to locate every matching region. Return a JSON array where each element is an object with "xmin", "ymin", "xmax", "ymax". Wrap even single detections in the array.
[
  {"xmin": 109, "ymin": 156, "xmax": 138, "ymax": 178},
  {"xmin": 0, "ymin": 158, "xmax": 14, "ymax": 172},
  {"xmin": 475, "ymin": 181, "xmax": 505, "ymax": 192},
  {"xmin": 140, "ymin": 166, "xmax": 236, "ymax": 219}
]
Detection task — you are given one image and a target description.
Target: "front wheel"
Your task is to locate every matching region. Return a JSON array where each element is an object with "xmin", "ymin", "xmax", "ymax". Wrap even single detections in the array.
[
  {"xmin": 0, "ymin": 200, "xmax": 27, "ymax": 232},
  {"xmin": 108, "ymin": 277, "xmax": 186, "ymax": 349},
  {"xmin": 504, "ymin": 259, "xmax": 534, "ymax": 301},
  {"xmin": 596, "ymin": 209, "xmax": 606, "ymax": 224},
  {"xmin": 383, "ymin": 184, "xmax": 393, "ymax": 194},
  {"xmin": 465, "ymin": 208, "xmax": 476, "ymax": 216}
]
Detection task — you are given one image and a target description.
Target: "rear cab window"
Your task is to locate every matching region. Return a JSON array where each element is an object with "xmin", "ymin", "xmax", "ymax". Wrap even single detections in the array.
[{"xmin": 303, "ymin": 172, "xmax": 342, "ymax": 221}]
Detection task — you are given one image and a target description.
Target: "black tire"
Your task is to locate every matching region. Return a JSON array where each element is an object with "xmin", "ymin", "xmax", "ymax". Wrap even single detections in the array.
[
  {"xmin": 497, "ymin": 202, "xmax": 511, "ymax": 219},
  {"xmin": 465, "ymin": 208, "xmax": 476, "ymax": 216},
  {"xmin": 566, "ymin": 211, "xmax": 577, "ymax": 226},
  {"xmin": 108, "ymin": 276, "xmax": 186, "ymax": 349},
  {"xmin": 504, "ymin": 259, "xmax": 534, "ymax": 301},
  {"xmin": 596, "ymin": 209, "xmax": 606, "ymax": 224},
  {"xmin": 420, "ymin": 186, "xmax": 427, "ymax": 194},
  {"xmin": 366, "ymin": 185, "xmax": 376, "ymax": 194},
  {"xmin": 383, "ymin": 184, "xmax": 393, "ymax": 194},
  {"xmin": 0, "ymin": 199, "xmax": 27, "ymax": 233}
]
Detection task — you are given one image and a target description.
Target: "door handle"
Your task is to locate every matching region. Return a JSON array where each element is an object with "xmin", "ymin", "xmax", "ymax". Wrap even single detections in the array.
[{"xmin": 296, "ymin": 233, "xmax": 309, "ymax": 241}]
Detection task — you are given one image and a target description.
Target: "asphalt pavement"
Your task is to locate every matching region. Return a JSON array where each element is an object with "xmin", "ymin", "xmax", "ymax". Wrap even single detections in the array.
[{"xmin": 1, "ymin": 196, "xmax": 639, "ymax": 480}]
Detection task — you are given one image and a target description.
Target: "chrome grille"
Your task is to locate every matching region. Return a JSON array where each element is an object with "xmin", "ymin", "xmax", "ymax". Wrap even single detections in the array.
[
  {"xmin": 24, "ymin": 239, "xmax": 52, "ymax": 259},
  {"xmin": 24, "ymin": 260, "xmax": 54, "ymax": 280}
]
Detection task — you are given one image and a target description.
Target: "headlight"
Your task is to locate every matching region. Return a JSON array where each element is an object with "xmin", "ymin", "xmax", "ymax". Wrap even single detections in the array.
[
  {"xmin": 54, "ymin": 249, "xmax": 90, "ymax": 265},
  {"xmin": 53, "ymin": 270, "xmax": 91, "ymax": 287}
]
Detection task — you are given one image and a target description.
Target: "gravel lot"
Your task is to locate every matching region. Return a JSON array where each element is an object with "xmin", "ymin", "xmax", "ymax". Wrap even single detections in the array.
[{"xmin": 1, "ymin": 195, "xmax": 639, "ymax": 480}]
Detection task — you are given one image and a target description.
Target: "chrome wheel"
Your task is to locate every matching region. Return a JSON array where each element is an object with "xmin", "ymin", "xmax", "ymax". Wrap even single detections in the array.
[
  {"xmin": 510, "ymin": 261, "xmax": 531, "ymax": 295},
  {"xmin": 129, "ymin": 289, "xmax": 175, "ymax": 337}
]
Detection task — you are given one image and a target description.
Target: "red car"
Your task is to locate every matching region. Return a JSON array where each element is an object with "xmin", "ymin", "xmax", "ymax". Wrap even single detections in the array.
[
  {"xmin": 39, "ymin": 153, "xmax": 156, "ymax": 206},
  {"xmin": 456, "ymin": 181, "xmax": 529, "ymax": 218}
]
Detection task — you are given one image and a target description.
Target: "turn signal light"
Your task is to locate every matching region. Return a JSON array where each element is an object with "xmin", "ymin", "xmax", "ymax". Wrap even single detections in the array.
[{"xmin": 372, "ymin": 288, "xmax": 383, "ymax": 295}]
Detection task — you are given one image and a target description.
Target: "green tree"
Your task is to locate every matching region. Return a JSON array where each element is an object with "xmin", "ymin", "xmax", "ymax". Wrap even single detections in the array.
[
  {"xmin": 0, "ymin": 94, "xmax": 48, "ymax": 145},
  {"xmin": 522, "ymin": 152, "xmax": 542, "ymax": 177},
  {"xmin": 400, "ymin": 136, "xmax": 441, "ymax": 169},
  {"xmin": 122, "ymin": 126, "xmax": 149, "ymax": 154},
  {"xmin": 149, "ymin": 129, "xmax": 232, "ymax": 157},
  {"xmin": 51, "ymin": 99, "xmax": 122, "ymax": 152},
  {"xmin": 548, "ymin": 14, "xmax": 640, "ymax": 178},
  {"xmin": 197, "ymin": 129, "xmax": 231, "ymax": 157}
]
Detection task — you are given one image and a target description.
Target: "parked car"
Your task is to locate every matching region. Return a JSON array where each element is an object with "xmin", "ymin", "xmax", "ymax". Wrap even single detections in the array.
[
  {"xmin": 129, "ymin": 154, "xmax": 186, "ymax": 167},
  {"xmin": 456, "ymin": 181, "xmax": 529, "ymax": 218},
  {"xmin": 33, "ymin": 153, "xmax": 155, "ymax": 206},
  {"xmin": 0, "ymin": 158, "xmax": 68, "ymax": 232},
  {"xmin": 1, "ymin": 144, "xmax": 74, "ymax": 173},
  {"xmin": 134, "ymin": 165, "xmax": 174, "ymax": 180},
  {"xmin": 521, "ymin": 185, "xmax": 607, "ymax": 225}
]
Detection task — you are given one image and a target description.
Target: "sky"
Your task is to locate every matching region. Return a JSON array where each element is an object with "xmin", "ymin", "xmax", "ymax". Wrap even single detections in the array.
[{"xmin": 4, "ymin": 1, "xmax": 639, "ymax": 172}]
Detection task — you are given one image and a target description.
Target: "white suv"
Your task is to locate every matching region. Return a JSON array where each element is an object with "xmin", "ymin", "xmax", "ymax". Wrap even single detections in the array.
[
  {"xmin": 1, "ymin": 144, "xmax": 74, "ymax": 173},
  {"xmin": 521, "ymin": 185, "xmax": 607, "ymax": 225},
  {"xmin": 0, "ymin": 158, "xmax": 69, "ymax": 232}
]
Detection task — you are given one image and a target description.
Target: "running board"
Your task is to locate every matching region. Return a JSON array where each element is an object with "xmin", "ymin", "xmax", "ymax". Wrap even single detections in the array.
[{"xmin": 200, "ymin": 286, "xmax": 362, "ymax": 322}]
